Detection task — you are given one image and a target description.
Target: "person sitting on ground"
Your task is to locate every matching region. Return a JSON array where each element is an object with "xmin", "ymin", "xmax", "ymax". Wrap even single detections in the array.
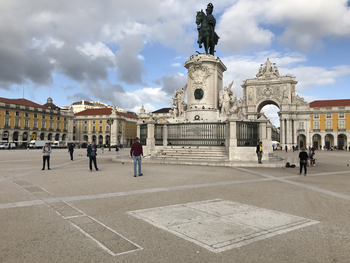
[{"xmin": 309, "ymin": 153, "xmax": 316, "ymax": 166}]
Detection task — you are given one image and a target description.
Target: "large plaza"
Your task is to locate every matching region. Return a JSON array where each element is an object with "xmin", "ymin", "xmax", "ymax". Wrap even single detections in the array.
[{"xmin": 1, "ymin": 148, "xmax": 350, "ymax": 262}]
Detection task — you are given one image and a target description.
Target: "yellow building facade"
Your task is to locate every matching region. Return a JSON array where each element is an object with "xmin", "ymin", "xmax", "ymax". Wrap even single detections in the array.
[
  {"xmin": 0, "ymin": 97, "xmax": 74, "ymax": 147},
  {"xmin": 74, "ymin": 108, "xmax": 137, "ymax": 146},
  {"xmin": 307, "ymin": 100, "xmax": 350, "ymax": 150}
]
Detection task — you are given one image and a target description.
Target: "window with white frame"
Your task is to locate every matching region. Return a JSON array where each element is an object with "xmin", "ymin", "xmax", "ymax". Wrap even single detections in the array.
[
  {"xmin": 64, "ymin": 123, "xmax": 67, "ymax": 130},
  {"xmin": 25, "ymin": 119, "xmax": 29, "ymax": 128},
  {"xmin": 42, "ymin": 121, "xmax": 46, "ymax": 128},
  {"xmin": 5, "ymin": 118, "xmax": 9, "ymax": 126},
  {"xmin": 5, "ymin": 110, "xmax": 9, "ymax": 115},
  {"xmin": 15, "ymin": 118, "xmax": 20, "ymax": 127},
  {"xmin": 99, "ymin": 125, "xmax": 102, "ymax": 132},
  {"xmin": 34, "ymin": 114, "xmax": 37, "ymax": 118},
  {"xmin": 339, "ymin": 113, "xmax": 345, "ymax": 118},
  {"xmin": 299, "ymin": 122, "xmax": 304, "ymax": 129},
  {"xmin": 326, "ymin": 121, "xmax": 332, "ymax": 129},
  {"xmin": 50, "ymin": 122, "xmax": 53, "ymax": 129},
  {"xmin": 16, "ymin": 111, "xmax": 20, "ymax": 116},
  {"xmin": 84, "ymin": 126, "xmax": 87, "ymax": 132},
  {"xmin": 314, "ymin": 122, "xmax": 320, "ymax": 130},
  {"xmin": 42, "ymin": 115, "xmax": 45, "ymax": 119},
  {"xmin": 314, "ymin": 114, "xmax": 319, "ymax": 119},
  {"xmin": 92, "ymin": 126, "xmax": 96, "ymax": 132},
  {"xmin": 34, "ymin": 120, "xmax": 38, "ymax": 128},
  {"xmin": 339, "ymin": 120, "xmax": 345, "ymax": 129},
  {"xmin": 25, "ymin": 113, "xmax": 29, "ymax": 117},
  {"xmin": 106, "ymin": 126, "xmax": 109, "ymax": 132},
  {"xmin": 326, "ymin": 114, "xmax": 332, "ymax": 118}
]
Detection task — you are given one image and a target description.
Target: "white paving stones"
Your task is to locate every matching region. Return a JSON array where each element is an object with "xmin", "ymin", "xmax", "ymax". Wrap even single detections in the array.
[{"xmin": 128, "ymin": 199, "xmax": 319, "ymax": 253}]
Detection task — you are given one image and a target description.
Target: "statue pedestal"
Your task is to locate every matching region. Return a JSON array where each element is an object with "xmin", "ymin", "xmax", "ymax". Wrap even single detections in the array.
[{"xmin": 183, "ymin": 54, "xmax": 227, "ymax": 122}]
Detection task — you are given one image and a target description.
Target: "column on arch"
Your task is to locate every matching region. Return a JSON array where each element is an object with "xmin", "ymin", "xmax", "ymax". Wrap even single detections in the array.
[{"xmin": 280, "ymin": 118, "xmax": 285, "ymax": 144}]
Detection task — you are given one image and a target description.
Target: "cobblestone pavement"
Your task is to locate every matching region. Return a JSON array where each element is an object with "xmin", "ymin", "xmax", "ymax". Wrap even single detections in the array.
[{"xmin": 1, "ymin": 148, "xmax": 350, "ymax": 263}]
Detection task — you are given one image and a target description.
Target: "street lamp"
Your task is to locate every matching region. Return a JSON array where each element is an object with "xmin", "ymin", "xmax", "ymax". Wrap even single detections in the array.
[{"xmin": 107, "ymin": 118, "xmax": 114, "ymax": 151}]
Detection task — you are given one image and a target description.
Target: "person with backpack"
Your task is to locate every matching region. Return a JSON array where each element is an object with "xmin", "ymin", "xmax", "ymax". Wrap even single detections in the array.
[
  {"xmin": 87, "ymin": 141, "xmax": 101, "ymax": 172},
  {"xmin": 299, "ymin": 147, "xmax": 308, "ymax": 176},
  {"xmin": 116, "ymin": 145, "xmax": 119, "ymax": 154}
]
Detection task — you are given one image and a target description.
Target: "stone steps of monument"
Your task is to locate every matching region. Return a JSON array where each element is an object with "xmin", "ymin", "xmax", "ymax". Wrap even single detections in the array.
[
  {"xmin": 152, "ymin": 146, "xmax": 228, "ymax": 161},
  {"xmin": 268, "ymin": 153, "xmax": 284, "ymax": 161},
  {"xmin": 153, "ymin": 156, "xmax": 229, "ymax": 161}
]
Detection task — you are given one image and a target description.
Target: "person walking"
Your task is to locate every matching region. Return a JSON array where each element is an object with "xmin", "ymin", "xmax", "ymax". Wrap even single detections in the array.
[
  {"xmin": 68, "ymin": 143, "xmax": 74, "ymax": 161},
  {"xmin": 299, "ymin": 147, "xmax": 308, "ymax": 176},
  {"xmin": 87, "ymin": 141, "xmax": 100, "ymax": 172},
  {"xmin": 256, "ymin": 141, "xmax": 263, "ymax": 164},
  {"xmin": 292, "ymin": 145, "xmax": 295, "ymax": 152},
  {"xmin": 27, "ymin": 144, "xmax": 29, "ymax": 153},
  {"xmin": 116, "ymin": 145, "xmax": 119, "ymax": 154},
  {"xmin": 42, "ymin": 142, "xmax": 51, "ymax": 170},
  {"xmin": 285, "ymin": 145, "xmax": 288, "ymax": 153},
  {"xmin": 130, "ymin": 137, "xmax": 144, "ymax": 177}
]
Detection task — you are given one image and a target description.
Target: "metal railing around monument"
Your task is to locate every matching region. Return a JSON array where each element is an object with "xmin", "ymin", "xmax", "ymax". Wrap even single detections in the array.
[
  {"xmin": 167, "ymin": 123, "xmax": 226, "ymax": 146},
  {"xmin": 140, "ymin": 124, "xmax": 147, "ymax": 145},
  {"xmin": 237, "ymin": 121, "xmax": 259, "ymax": 147}
]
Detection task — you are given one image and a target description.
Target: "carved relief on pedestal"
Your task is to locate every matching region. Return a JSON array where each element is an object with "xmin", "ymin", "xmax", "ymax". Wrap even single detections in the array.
[{"xmin": 188, "ymin": 61, "xmax": 212, "ymax": 100}]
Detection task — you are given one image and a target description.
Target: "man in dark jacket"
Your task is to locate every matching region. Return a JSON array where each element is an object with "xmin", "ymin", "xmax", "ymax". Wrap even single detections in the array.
[
  {"xmin": 256, "ymin": 141, "xmax": 263, "ymax": 164},
  {"xmin": 68, "ymin": 143, "xmax": 75, "ymax": 161},
  {"xmin": 87, "ymin": 141, "xmax": 100, "ymax": 172},
  {"xmin": 130, "ymin": 137, "xmax": 144, "ymax": 177}
]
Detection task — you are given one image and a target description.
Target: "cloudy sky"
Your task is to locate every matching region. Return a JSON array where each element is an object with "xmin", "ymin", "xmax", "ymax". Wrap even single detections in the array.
[{"xmin": 1, "ymin": 0, "xmax": 350, "ymax": 126}]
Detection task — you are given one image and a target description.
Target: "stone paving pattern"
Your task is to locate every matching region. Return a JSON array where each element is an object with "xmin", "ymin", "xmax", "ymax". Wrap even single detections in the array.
[{"xmin": 1, "ymin": 148, "xmax": 350, "ymax": 262}]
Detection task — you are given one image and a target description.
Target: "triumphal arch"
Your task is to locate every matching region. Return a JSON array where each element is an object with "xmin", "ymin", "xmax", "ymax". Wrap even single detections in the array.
[{"xmin": 241, "ymin": 58, "xmax": 310, "ymax": 147}]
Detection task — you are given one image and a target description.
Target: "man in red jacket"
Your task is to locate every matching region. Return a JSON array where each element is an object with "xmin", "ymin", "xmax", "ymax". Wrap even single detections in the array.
[{"xmin": 130, "ymin": 137, "xmax": 144, "ymax": 177}]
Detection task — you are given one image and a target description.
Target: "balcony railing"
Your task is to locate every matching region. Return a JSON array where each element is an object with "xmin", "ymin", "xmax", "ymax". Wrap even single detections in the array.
[
  {"xmin": 56, "ymin": 129, "xmax": 61, "ymax": 132},
  {"xmin": 338, "ymin": 128, "xmax": 346, "ymax": 132},
  {"xmin": 41, "ymin": 128, "xmax": 46, "ymax": 131},
  {"xmin": 4, "ymin": 125, "xmax": 11, "ymax": 129},
  {"xmin": 83, "ymin": 131, "xmax": 87, "ymax": 133},
  {"xmin": 63, "ymin": 129, "xmax": 67, "ymax": 132},
  {"xmin": 325, "ymin": 129, "xmax": 333, "ymax": 132},
  {"xmin": 33, "ymin": 127, "xmax": 38, "ymax": 130},
  {"xmin": 49, "ymin": 128, "xmax": 54, "ymax": 131},
  {"xmin": 313, "ymin": 129, "xmax": 320, "ymax": 132},
  {"xmin": 14, "ymin": 126, "xmax": 20, "ymax": 129},
  {"xmin": 24, "ymin": 126, "xmax": 30, "ymax": 130}
]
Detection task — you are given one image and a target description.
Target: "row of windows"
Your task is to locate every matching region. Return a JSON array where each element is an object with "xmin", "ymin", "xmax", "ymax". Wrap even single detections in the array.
[
  {"xmin": 4, "ymin": 110, "xmax": 67, "ymax": 121},
  {"xmin": 4, "ymin": 118, "xmax": 67, "ymax": 129},
  {"xmin": 313, "ymin": 120, "xmax": 345, "ymax": 130},
  {"xmin": 314, "ymin": 113, "xmax": 345, "ymax": 119}
]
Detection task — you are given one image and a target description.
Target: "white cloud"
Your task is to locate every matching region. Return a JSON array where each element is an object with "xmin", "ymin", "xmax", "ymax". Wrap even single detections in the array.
[
  {"xmin": 217, "ymin": 0, "xmax": 350, "ymax": 52},
  {"xmin": 77, "ymin": 42, "xmax": 114, "ymax": 58},
  {"xmin": 171, "ymin": 63, "xmax": 181, "ymax": 67},
  {"xmin": 221, "ymin": 51, "xmax": 350, "ymax": 98}
]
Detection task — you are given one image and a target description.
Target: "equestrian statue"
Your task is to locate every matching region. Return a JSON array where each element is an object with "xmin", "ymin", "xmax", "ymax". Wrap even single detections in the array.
[{"xmin": 196, "ymin": 3, "xmax": 219, "ymax": 55}]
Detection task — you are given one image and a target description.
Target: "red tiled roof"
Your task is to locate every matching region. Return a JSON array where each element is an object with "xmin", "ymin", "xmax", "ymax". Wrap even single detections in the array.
[
  {"xmin": 309, "ymin": 99, "xmax": 350, "ymax": 108},
  {"xmin": 74, "ymin": 108, "xmax": 138, "ymax": 119},
  {"xmin": 0, "ymin": 97, "xmax": 49, "ymax": 109}
]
